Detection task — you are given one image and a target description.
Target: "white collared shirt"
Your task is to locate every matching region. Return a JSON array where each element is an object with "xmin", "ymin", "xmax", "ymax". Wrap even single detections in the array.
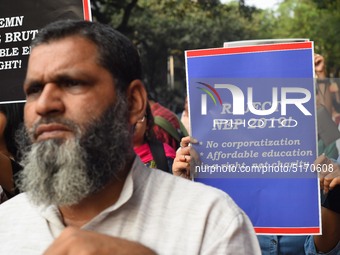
[{"xmin": 0, "ymin": 157, "xmax": 260, "ymax": 254}]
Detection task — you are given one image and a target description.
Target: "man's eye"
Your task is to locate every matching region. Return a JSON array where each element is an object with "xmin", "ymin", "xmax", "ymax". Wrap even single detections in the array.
[
  {"xmin": 60, "ymin": 79, "xmax": 89, "ymax": 94},
  {"xmin": 63, "ymin": 79, "xmax": 82, "ymax": 87},
  {"xmin": 25, "ymin": 85, "xmax": 42, "ymax": 96}
]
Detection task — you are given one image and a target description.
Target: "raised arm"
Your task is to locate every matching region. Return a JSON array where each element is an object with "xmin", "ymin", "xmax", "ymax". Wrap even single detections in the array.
[
  {"xmin": 172, "ymin": 136, "xmax": 200, "ymax": 179},
  {"xmin": 312, "ymin": 155, "xmax": 340, "ymax": 253}
]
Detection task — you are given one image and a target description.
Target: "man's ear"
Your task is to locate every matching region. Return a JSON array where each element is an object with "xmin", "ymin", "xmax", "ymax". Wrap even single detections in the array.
[{"xmin": 126, "ymin": 79, "xmax": 147, "ymax": 125}]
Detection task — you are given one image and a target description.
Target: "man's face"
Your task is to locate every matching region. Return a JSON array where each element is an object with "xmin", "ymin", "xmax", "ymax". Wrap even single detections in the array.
[
  {"xmin": 24, "ymin": 36, "xmax": 116, "ymax": 142},
  {"xmin": 18, "ymin": 36, "xmax": 133, "ymax": 206}
]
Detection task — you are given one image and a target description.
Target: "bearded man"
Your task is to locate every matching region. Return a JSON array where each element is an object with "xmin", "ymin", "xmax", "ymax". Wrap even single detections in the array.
[{"xmin": 0, "ymin": 20, "xmax": 260, "ymax": 255}]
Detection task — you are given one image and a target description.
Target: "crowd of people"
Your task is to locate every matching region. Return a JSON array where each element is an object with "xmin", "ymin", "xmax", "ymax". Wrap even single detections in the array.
[{"xmin": 0, "ymin": 19, "xmax": 339, "ymax": 254}]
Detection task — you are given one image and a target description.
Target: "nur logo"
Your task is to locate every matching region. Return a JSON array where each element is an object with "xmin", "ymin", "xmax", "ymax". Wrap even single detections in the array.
[
  {"xmin": 196, "ymin": 82, "xmax": 312, "ymax": 116},
  {"xmin": 196, "ymin": 82, "xmax": 223, "ymax": 115}
]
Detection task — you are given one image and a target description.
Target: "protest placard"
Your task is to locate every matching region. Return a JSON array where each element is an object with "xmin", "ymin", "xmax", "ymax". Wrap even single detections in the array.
[
  {"xmin": 0, "ymin": 0, "xmax": 91, "ymax": 103},
  {"xmin": 185, "ymin": 41, "xmax": 321, "ymax": 234}
]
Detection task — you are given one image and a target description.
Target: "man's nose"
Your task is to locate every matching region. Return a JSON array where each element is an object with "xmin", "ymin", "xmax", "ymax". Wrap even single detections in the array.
[{"xmin": 35, "ymin": 83, "xmax": 65, "ymax": 116}]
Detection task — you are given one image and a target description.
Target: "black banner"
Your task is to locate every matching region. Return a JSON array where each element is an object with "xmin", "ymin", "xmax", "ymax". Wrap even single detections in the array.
[{"xmin": 0, "ymin": 0, "xmax": 91, "ymax": 103}]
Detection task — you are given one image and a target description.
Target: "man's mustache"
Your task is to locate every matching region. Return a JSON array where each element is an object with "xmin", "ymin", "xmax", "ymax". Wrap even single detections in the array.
[{"xmin": 28, "ymin": 117, "xmax": 79, "ymax": 141}]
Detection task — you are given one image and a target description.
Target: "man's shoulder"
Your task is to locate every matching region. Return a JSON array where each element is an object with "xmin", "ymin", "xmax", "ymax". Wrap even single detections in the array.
[
  {"xmin": 0, "ymin": 193, "xmax": 53, "ymax": 254},
  {"xmin": 129, "ymin": 160, "xmax": 260, "ymax": 254},
  {"xmin": 0, "ymin": 193, "xmax": 31, "ymax": 213},
  {"xmin": 0, "ymin": 193, "xmax": 41, "ymax": 231},
  {"xmin": 136, "ymin": 164, "xmax": 242, "ymax": 215}
]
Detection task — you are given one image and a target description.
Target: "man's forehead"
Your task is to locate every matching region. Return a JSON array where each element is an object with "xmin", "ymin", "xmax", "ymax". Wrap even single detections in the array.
[
  {"xmin": 32, "ymin": 35, "xmax": 95, "ymax": 52},
  {"xmin": 28, "ymin": 37, "xmax": 98, "ymax": 69}
]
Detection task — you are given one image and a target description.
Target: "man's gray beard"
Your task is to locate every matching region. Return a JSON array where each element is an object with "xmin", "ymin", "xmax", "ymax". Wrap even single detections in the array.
[{"xmin": 16, "ymin": 96, "xmax": 133, "ymax": 207}]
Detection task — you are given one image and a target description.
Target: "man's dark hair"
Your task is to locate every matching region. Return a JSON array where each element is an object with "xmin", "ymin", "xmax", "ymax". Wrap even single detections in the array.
[{"xmin": 31, "ymin": 20, "xmax": 142, "ymax": 93}]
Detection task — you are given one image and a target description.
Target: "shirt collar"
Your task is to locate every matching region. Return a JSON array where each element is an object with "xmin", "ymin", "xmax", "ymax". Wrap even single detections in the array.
[{"xmin": 38, "ymin": 157, "xmax": 146, "ymax": 231}]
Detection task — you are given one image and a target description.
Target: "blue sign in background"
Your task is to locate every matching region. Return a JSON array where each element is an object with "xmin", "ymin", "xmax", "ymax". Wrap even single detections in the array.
[{"xmin": 186, "ymin": 45, "xmax": 320, "ymax": 233}]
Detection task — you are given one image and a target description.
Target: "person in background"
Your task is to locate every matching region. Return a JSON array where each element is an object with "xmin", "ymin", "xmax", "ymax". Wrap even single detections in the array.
[
  {"xmin": 149, "ymin": 95, "xmax": 188, "ymax": 152},
  {"xmin": 315, "ymin": 54, "xmax": 339, "ymax": 159},
  {"xmin": 0, "ymin": 103, "xmax": 24, "ymax": 202},
  {"xmin": 0, "ymin": 20, "xmax": 260, "ymax": 254},
  {"xmin": 315, "ymin": 54, "xmax": 333, "ymax": 114},
  {"xmin": 305, "ymin": 154, "xmax": 340, "ymax": 254},
  {"xmin": 133, "ymin": 103, "xmax": 176, "ymax": 173}
]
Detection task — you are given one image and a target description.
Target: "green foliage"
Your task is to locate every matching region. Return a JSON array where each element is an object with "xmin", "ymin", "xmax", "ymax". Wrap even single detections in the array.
[
  {"xmin": 91, "ymin": 0, "xmax": 257, "ymax": 110},
  {"xmin": 91, "ymin": 0, "xmax": 340, "ymax": 108},
  {"xmin": 256, "ymin": 0, "xmax": 340, "ymax": 76}
]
